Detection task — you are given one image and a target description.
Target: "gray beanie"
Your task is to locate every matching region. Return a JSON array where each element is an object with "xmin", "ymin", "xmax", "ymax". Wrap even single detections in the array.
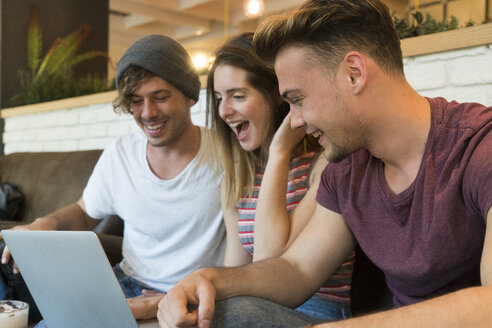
[{"xmin": 115, "ymin": 34, "xmax": 200, "ymax": 102}]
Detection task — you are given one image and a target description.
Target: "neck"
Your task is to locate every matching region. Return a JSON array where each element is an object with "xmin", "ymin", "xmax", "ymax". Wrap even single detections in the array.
[
  {"xmin": 365, "ymin": 78, "xmax": 431, "ymax": 194},
  {"xmin": 147, "ymin": 123, "xmax": 201, "ymax": 180}
]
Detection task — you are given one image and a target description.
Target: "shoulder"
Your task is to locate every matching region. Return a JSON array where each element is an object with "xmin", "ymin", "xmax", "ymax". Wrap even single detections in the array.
[
  {"xmin": 98, "ymin": 131, "xmax": 146, "ymax": 165},
  {"xmin": 316, "ymin": 150, "xmax": 373, "ymax": 211},
  {"xmin": 107, "ymin": 130, "xmax": 145, "ymax": 151},
  {"xmin": 319, "ymin": 150, "xmax": 373, "ymax": 191},
  {"xmin": 429, "ymin": 97, "xmax": 492, "ymax": 132}
]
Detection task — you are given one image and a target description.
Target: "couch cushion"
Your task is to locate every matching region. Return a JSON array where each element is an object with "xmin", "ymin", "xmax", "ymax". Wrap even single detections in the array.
[{"xmin": 0, "ymin": 150, "xmax": 102, "ymax": 222}]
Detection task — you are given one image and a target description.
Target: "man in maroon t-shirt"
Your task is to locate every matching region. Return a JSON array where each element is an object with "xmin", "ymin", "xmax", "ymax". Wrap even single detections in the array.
[{"xmin": 156, "ymin": 1, "xmax": 492, "ymax": 327}]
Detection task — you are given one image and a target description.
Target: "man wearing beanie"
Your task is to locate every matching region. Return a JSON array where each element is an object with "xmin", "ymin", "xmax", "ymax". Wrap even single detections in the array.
[{"xmin": 1, "ymin": 34, "xmax": 226, "ymax": 324}]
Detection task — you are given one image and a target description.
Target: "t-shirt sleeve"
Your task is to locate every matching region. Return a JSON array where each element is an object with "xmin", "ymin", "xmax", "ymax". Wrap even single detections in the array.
[
  {"xmin": 82, "ymin": 141, "xmax": 117, "ymax": 219},
  {"xmin": 316, "ymin": 163, "xmax": 342, "ymax": 214},
  {"xmin": 463, "ymin": 128, "xmax": 492, "ymax": 221}
]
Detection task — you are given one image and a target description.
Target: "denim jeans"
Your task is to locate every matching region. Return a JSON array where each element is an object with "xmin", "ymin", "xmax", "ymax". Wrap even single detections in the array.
[
  {"xmin": 295, "ymin": 294, "xmax": 351, "ymax": 321},
  {"xmin": 211, "ymin": 296, "xmax": 330, "ymax": 328}
]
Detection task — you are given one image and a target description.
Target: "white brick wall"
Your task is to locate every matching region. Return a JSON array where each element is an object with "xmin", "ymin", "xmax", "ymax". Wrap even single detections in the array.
[
  {"xmin": 2, "ymin": 89, "xmax": 208, "ymax": 154},
  {"xmin": 404, "ymin": 44, "xmax": 492, "ymax": 105},
  {"xmin": 2, "ymin": 44, "xmax": 492, "ymax": 155}
]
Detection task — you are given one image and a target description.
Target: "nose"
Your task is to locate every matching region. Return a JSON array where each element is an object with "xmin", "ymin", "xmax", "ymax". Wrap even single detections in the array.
[
  {"xmin": 141, "ymin": 99, "xmax": 158, "ymax": 120},
  {"xmin": 290, "ymin": 107, "xmax": 306, "ymax": 129},
  {"xmin": 218, "ymin": 98, "xmax": 234, "ymax": 121}
]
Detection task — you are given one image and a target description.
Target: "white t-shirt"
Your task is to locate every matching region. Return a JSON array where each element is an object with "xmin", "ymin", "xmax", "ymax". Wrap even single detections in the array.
[{"xmin": 82, "ymin": 127, "xmax": 225, "ymax": 292}]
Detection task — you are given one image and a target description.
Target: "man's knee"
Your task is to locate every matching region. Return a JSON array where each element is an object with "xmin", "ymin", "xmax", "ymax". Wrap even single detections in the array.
[{"xmin": 212, "ymin": 296, "xmax": 323, "ymax": 328}]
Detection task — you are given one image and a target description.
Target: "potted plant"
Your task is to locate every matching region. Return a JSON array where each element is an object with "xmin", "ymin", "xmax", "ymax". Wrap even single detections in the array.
[{"xmin": 7, "ymin": 5, "xmax": 113, "ymax": 107}]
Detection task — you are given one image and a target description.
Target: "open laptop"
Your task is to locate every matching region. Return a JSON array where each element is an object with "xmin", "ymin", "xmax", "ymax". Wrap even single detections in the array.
[{"xmin": 2, "ymin": 230, "xmax": 159, "ymax": 328}]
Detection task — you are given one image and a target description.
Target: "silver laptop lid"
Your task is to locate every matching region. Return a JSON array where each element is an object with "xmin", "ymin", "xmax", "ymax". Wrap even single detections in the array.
[{"xmin": 2, "ymin": 230, "xmax": 138, "ymax": 328}]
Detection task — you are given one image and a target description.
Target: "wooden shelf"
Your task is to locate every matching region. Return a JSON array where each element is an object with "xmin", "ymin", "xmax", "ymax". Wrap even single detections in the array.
[
  {"xmin": 0, "ymin": 91, "xmax": 117, "ymax": 118},
  {"xmin": 401, "ymin": 23, "xmax": 492, "ymax": 57}
]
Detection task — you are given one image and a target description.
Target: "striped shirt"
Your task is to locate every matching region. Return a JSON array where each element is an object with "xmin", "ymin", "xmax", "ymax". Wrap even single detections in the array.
[{"xmin": 237, "ymin": 151, "xmax": 354, "ymax": 303}]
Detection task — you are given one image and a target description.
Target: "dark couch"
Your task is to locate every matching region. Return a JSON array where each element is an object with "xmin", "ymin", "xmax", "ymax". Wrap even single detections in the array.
[{"xmin": 0, "ymin": 150, "xmax": 123, "ymax": 265}]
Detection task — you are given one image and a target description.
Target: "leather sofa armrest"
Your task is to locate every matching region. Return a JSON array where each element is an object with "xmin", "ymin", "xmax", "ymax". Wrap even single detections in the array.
[
  {"xmin": 92, "ymin": 215, "xmax": 124, "ymax": 236},
  {"xmin": 92, "ymin": 216, "xmax": 124, "ymax": 266},
  {"xmin": 97, "ymin": 233, "xmax": 123, "ymax": 266}
]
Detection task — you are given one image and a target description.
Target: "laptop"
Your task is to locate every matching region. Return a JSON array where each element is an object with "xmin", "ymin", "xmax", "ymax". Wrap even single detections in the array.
[{"xmin": 2, "ymin": 230, "xmax": 159, "ymax": 328}]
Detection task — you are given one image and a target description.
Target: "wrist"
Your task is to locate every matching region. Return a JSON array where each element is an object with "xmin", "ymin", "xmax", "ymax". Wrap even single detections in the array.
[
  {"xmin": 267, "ymin": 147, "xmax": 291, "ymax": 164},
  {"xmin": 31, "ymin": 216, "xmax": 59, "ymax": 230},
  {"xmin": 198, "ymin": 267, "xmax": 233, "ymax": 300}
]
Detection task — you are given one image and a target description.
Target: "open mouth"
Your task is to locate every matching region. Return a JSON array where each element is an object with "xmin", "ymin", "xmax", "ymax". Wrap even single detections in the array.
[
  {"xmin": 311, "ymin": 130, "xmax": 323, "ymax": 138},
  {"xmin": 229, "ymin": 121, "xmax": 250, "ymax": 139}
]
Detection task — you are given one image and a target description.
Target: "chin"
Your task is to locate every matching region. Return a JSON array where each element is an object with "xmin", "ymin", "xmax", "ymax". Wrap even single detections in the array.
[{"xmin": 239, "ymin": 140, "xmax": 258, "ymax": 152}]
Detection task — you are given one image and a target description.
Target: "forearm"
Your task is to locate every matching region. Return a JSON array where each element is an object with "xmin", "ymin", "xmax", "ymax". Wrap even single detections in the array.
[
  {"xmin": 31, "ymin": 201, "xmax": 98, "ymax": 231},
  {"xmin": 322, "ymin": 285, "xmax": 492, "ymax": 328},
  {"xmin": 206, "ymin": 257, "xmax": 317, "ymax": 308},
  {"xmin": 253, "ymin": 151, "xmax": 291, "ymax": 261}
]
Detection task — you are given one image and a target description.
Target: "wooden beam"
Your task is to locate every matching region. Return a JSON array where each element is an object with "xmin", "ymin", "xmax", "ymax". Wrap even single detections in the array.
[
  {"xmin": 124, "ymin": 14, "xmax": 155, "ymax": 28},
  {"xmin": 110, "ymin": 0, "xmax": 213, "ymax": 29},
  {"xmin": 179, "ymin": 0, "xmax": 214, "ymax": 10}
]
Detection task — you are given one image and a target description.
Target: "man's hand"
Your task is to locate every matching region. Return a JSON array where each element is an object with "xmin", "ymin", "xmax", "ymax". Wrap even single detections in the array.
[
  {"xmin": 127, "ymin": 289, "xmax": 166, "ymax": 320},
  {"xmin": 157, "ymin": 269, "xmax": 217, "ymax": 328}
]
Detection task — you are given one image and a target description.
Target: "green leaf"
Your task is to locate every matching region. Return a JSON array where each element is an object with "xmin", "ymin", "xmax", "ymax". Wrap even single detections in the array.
[
  {"xmin": 27, "ymin": 4, "xmax": 43, "ymax": 73},
  {"xmin": 8, "ymin": 4, "xmax": 115, "ymax": 106}
]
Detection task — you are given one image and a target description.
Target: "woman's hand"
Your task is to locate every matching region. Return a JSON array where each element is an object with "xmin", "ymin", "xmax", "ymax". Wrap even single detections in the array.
[{"xmin": 270, "ymin": 112, "xmax": 306, "ymax": 156}]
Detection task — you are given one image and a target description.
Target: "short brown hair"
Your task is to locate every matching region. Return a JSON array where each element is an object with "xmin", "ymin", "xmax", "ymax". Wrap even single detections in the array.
[
  {"xmin": 253, "ymin": 0, "xmax": 403, "ymax": 76},
  {"xmin": 112, "ymin": 65, "xmax": 155, "ymax": 114}
]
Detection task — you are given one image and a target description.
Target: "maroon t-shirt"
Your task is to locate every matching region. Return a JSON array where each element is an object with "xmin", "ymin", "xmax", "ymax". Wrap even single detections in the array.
[{"xmin": 316, "ymin": 97, "xmax": 492, "ymax": 307}]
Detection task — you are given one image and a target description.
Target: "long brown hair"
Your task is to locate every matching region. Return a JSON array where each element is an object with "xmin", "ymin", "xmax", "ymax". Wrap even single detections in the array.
[{"xmin": 207, "ymin": 32, "xmax": 320, "ymax": 207}]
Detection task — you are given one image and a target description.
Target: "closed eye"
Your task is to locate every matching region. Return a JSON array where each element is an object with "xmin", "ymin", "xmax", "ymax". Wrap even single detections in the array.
[
  {"xmin": 130, "ymin": 98, "xmax": 143, "ymax": 105},
  {"xmin": 154, "ymin": 96, "xmax": 169, "ymax": 102},
  {"xmin": 290, "ymin": 96, "xmax": 304, "ymax": 106}
]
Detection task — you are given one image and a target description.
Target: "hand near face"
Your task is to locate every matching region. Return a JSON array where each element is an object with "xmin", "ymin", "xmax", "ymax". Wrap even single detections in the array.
[{"xmin": 269, "ymin": 111, "xmax": 306, "ymax": 156}]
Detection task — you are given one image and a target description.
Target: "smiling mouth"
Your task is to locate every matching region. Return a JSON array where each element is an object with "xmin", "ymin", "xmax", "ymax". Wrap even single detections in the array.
[
  {"xmin": 146, "ymin": 122, "xmax": 163, "ymax": 130},
  {"xmin": 143, "ymin": 120, "xmax": 168, "ymax": 133},
  {"xmin": 229, "ymin": 121, "xmax": 249, "ymax": 138},
  {"xmin": 311, "ymin": 130, "xmax": 323, "ymax": 138}
]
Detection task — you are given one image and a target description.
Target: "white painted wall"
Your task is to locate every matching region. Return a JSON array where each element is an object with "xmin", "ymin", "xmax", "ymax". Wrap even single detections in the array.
[{"xmin": 3, "ymin": 44, "xmax": 492, "ymax": 155}]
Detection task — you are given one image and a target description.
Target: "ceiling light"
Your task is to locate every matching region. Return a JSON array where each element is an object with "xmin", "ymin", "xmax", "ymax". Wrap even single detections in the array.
[
  {"xmin": 244, "ymin": 0, "xmax": 265, "ymax": 18},
  {"xmin": 192, "ymin": 53, "xmax": 210, "ymax": 71}
]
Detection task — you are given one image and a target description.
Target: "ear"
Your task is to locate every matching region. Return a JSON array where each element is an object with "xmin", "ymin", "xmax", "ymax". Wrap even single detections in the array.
[
  {"xmin": 187, "ymin": 97, "xmax": 197, "ymax": 108},
  {"xmin": 343, "ymin": 51, "xmax": 367, "ymax": 95}
]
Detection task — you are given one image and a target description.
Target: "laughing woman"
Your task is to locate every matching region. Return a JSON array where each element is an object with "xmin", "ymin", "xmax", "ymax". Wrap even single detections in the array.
[{"xmin": 207, "ymin": 32, "xmax": 355, "ymax": 321}]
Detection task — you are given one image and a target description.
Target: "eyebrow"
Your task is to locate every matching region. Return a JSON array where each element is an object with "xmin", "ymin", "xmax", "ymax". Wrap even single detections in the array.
[
  {"xmin": 216, "ymin": 87, "xmax": 249, "ymax": 95},
  {"xmin": 281, "ymin": 89, "xmax": 300, "ymax": 101}
]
